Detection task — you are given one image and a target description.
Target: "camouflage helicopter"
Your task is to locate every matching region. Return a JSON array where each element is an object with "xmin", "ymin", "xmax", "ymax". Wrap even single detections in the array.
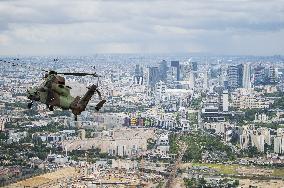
[{"xmin": 27, "ymin": 70, "xmax": 106, "ymax": 121}]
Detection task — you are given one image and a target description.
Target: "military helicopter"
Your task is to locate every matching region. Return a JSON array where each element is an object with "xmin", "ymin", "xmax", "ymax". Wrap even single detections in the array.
[{"xmin": 27, "ymin": 70, "xmax": 106, "ymax": 121}]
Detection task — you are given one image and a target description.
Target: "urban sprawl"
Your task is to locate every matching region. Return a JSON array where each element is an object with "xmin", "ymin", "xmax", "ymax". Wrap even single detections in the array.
[{"xmin": 0, "ymin": 54, "xmax": 284, "ymax": 187}]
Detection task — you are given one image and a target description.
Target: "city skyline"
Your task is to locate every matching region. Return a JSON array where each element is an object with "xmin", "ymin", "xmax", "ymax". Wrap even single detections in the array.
[
  {"xmin": 1, "ymin": 55, "xmax": 284, "ymax": 187},
  {"xmin": 0, "ymin": 0, "xmax": 284, "ymax": 56}
]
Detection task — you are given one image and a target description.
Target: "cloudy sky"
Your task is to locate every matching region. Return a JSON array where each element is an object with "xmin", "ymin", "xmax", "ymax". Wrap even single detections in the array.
[{"xmin": 0, "ymin": 0, "xmax": 283, "ymax": 56}]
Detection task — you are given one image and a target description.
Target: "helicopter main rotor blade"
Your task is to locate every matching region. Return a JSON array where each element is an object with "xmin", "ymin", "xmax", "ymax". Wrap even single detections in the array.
[
  {"xmin": 1, "ymin": 59, "xmax": 101, "ymax": 77},
  {"xmin": 57, "ymin": 72, "xmax": 101, "ymax": 77}
]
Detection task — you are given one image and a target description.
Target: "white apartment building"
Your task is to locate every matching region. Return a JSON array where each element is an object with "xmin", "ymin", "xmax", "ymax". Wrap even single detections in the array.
[
  {"xmin": 0, "ymin": 120, "xmax": 4, "ymax": 131},
  {"xmin": 274, "ymin": 136, "xmax": 284, "ymax": 154},
  {"xmin": 222, "ymin": 90, "xmax": 229, "ymax": 112},
  {"xmin": 274, "ymin": 128, "xmax": 284, "ymax": 154},
  {"xmin": 240, "ymin": 126, "xmax": 271, "ymax": 152},
  {"xmin": 62, "ymin": 128, "xmax": 155, "ymax": 157},
  {"xmin": 232, "ymin": 89, "xmax": 271, "ymax": 109},
  {"xmin": 203, "ymin": 122, "xmax": 233, "ymax": 142}
]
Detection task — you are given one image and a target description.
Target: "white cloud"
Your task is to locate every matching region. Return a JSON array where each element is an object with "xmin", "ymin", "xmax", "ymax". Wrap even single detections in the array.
[{"xmin": 0, "ymin": 0, "xmax": 284, "ymax": 55}]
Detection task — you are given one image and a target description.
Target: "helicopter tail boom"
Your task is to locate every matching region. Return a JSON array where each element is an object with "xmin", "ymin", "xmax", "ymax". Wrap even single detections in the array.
[{"xmin": 70, "ymin": 84, "xmax": 105, "ymax": 117}]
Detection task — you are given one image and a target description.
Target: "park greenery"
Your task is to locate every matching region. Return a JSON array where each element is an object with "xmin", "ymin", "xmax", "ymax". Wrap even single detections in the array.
[
  {"xmin": 192, "ymin": 163, "xmax": 238, "ymax": 175},
  {"xmin": 147, "ymin": 138, "xmax": 156, "ymax": 150},
  {"xmin": 184, "ymin": 176, "xmax": 239, "ymax": 188},
  {"xmin": 232, "ymin": 108, "xmax": 277, "ymax": 126},
  {"xmin": 240, "ymin": 146, "xmax": 262, "ymax": 158},
  {"xmin": 272, "ymin": 96, "xmax": 284, "ymax": 109},
  {"xmin": 186, "ymin": 112, "xmax": 198, "ymax": 125},
  {"xmin": 0, "ymin": 137, "xmax": 53, "ymax": 165},
  {"xmin": 184, "ymin": 177, "xmax": 239, "ymax": 188},
  {"xmin": 169, "ymin": 131, "xmax": 236, "ymax": 162},
  {"xmin": 23, "ymin": 122, "xmax": 66, "ymax": 133},
  {"xmin": 184, "ymin": 177, "xmax": 207, "ymax": 188},
  {"xmin": 190, "ymin": 97, "xmax": 202, "ymax": 109},
  {"xmin": 254, "ymin": 122, "xmax": 284, "ymax": 129},
  {"xmin": 68, "ymin": 148, "xmax": 116, "ymax": 163},
  {"xmin": 263, "ymin": 91, "xmax": 283, "ymax": 98}
]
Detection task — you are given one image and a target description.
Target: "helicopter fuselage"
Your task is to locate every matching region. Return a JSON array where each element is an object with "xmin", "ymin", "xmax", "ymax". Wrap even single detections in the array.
[
  {"xmin": 27, "ymin": 74, "xmax": 75, "ymax": 109},
  {"xmin": 27, "ymin": 71, "xmax": 106, "ymax": 120}
]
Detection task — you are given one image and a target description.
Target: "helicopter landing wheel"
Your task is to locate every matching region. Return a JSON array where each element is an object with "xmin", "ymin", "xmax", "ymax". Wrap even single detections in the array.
[
  {"xmin": 48, "ymin": 105, "xmax": 54, "ymax": 111},
  {"xmin": 28, "ymin": 102, "xmax": 33, "ymax": 109}
]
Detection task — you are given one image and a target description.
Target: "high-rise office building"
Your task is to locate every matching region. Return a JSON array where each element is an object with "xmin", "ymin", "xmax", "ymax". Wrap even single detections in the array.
[
  {"xmin": 228, "ymin": 65, "xmax": 239, "ymax": 89},
  {"xmin": 254, "ymin": 65, "xmax": 266, "ymax": 86},
  {"xmin": 223, "ymin": 80, "xmax": 229, "ymax": 90},
  {"xmin": 148, "ymin": 66, "xmax": 160, "ymax": 87},
  {"xmin": 158, "ymin": 60, "xmax": 168, "ymax": 82},
  {"xmin": 168, "ymin": 67, "xmax": 178, "ymax": 83},
  {"xmin": 268, "ymin": 66, "xmax": 278, "ymax": 84},
  {"xmin": 134, "ymin": 64, "xmax": 144, "ymax": 85},
  {"xmin": 222, "ymin": 90, "xmax": 229, "ymax": 112},
  {"xmin": 238, "ymin": 64, "xmax": 244, "ymax": 87},
  {"xmin": 189, "ymin": 72, "xmax": 195, "ymax": 88},
  {"xmin": 192, "ymin": 62, "xmax": 198, "ymax": 71},
  {"xmin": 228, "ymin": 64, "xmax": 243, "ymax": 90},
  {"xmin": 242, "ymin": 63, "xmax": 251, "ymax": 89},
  {"xmin": 171, "ymin": 61, "xmax": 180, "ymax": 81},
  {"xmin": 203, "ymin": 70, "xmax": 209, "ymax": 90},
  {"xmin": 180, "ymin": 62, "xmax": 191, "ymax": 81}
]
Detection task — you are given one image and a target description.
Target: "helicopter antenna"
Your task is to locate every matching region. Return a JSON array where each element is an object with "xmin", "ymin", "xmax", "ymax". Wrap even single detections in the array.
[{"xmin": 96, "ymin": 76, "xmax": 100, "ymax": 87}]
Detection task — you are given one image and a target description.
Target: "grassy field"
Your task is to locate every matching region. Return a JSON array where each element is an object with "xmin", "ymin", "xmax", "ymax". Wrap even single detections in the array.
[
  {"xmin": 189, "ymin": 163, "xmax": 284, "ymax": 178},
  {"xmin": 192, "ymin": 163, "xmax": 238, "ymax": 175},
  {"xmin": 272, "ymin": 168, "xmax": 284, "ymax": 177}
]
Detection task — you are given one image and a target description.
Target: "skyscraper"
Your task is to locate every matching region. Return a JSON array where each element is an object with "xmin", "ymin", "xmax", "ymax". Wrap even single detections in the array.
[
  {"xmin": 268, "ymin": 66, "xmax": 278, "ymax": 84},
  {"xmin": 228, "ymin": 65, "xmax": 238, "ymax": 89},
  {"xmin": 148, "ymin": 66, "xmax": 160, "ymax": 87},
  {"xmin": 222, "ymin": 90, "xmax": 229, "ymax": 112},
  {"xmin": 227, "ymin": 64, "xmax": 243, "ymax": 90},
  {"xmin": 254, "ymin": 65, "xmax": 266, "ymax": 86},
  {"xmin": 158, "ymin": 60, "xmax": 168, "ymax": 82},
  {"xmin": 238, "ymin": 64, "xmax": 244, "ymax": 88},
  {"xmin": 203, "ymin": 70, "xmax": 209, "ymax": 90},
  {"xmin": 242, "ymin": 63, "xmax": 251, "ymax": 89},
  {"xmin": 171, "ymin": 61, "xmax": 180, "ymax": 81},
  {"xmin": 134, "ymin": 64, "xmax": 144, "ymax": 85},
  {"xmin": 191, "ymin": 62, "xmax": 198, "ymax": 71},
  {"xmin": 189, "ymin": 72, "xmax": 195, "ymax": 89}
]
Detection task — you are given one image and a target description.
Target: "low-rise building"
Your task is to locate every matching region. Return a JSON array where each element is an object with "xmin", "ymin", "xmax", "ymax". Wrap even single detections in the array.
[{"xmin": 232, "ymin": 88, "xmax": 271, "ymax": 109}]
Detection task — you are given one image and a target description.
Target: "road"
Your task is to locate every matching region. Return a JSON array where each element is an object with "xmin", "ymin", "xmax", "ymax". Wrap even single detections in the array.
[{"xmin": 164, "ymin": 137, "xmax": 188, "ymax": 188}]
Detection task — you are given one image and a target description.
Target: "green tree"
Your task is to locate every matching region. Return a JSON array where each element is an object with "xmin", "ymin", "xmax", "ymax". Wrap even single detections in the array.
[{"xmin": 147, "ymin": 138, "xmax": 156, "ymax": 150}]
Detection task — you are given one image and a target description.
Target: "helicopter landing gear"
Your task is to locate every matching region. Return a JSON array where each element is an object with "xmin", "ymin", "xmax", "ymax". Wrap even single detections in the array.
[
  {"xmin": 46, "ymin": 105, "xmax": 54, "ymax": 111},
  {"xmin": 48, "ymin": 105, "xmax": 54, "ymax": 111},
  {"xmin": 28, "ymin": 101, "xmax": 33, "ymax": 109}
]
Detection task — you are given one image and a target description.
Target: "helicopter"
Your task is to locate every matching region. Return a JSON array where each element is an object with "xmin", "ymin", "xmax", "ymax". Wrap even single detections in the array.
[{"xmin": 27, "ymin": 70, "xmax": 106, "ymax": 121}]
